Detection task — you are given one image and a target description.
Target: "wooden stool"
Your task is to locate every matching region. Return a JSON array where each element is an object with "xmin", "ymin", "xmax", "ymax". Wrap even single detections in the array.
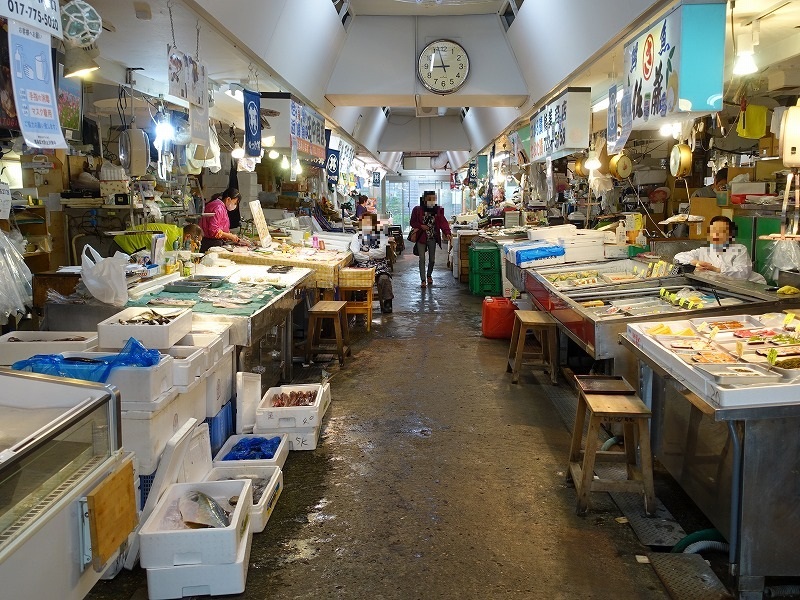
[
  {"xmin": 339, "ymin": 267, "xmax": 376, "ymax": 332},
  {"xmin": 506, "ymin": 310, "xmax": 559, "ymax": 384},
  {"xmin": 567, "ymin": 385, "xmax": 656, "ymax": 516},
  {"xmin": 305, "ymin": 300, "xmax": 351, "ymax": 366}
]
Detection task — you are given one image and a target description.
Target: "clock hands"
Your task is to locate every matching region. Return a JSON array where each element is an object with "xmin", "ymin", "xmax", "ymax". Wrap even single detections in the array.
[
  {"xmin": 428, "ymin": 48, "xmax": 448, "ymax": 74},
  {"xmin": 436, "ymin": 47, "xmax": 448, "ymax": 74}
]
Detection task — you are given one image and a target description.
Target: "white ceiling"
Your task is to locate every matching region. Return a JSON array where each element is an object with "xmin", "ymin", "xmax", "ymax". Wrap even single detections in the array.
[{"xmin": 68, "ymin": 0, "xmax": 800, "ymax": 168}]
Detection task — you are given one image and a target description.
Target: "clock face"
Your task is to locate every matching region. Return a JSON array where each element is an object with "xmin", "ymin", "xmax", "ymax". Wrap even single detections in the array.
[{"xmin": 417, "ymin": 39, "xmax": 469, "ymax": 95}]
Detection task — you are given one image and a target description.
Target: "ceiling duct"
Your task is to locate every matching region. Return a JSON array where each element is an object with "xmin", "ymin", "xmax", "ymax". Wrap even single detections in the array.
[
  {"xmin": 768, "ymin": 70, "xmax": 800, "ymax": 92},
  {"xmin": 430, "ymin": 152, "xmax": 449, "ymax": 170}
]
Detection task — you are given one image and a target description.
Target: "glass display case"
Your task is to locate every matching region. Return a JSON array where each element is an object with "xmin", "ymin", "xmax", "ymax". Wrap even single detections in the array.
[{"xmin": 0, "ymin": 370, "xmax": 121, "ymax": 558}]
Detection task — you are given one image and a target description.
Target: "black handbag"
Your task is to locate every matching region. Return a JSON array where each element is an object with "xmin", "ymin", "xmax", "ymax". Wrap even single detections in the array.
[{"xmin": 407, "ymin": 228, "xmax": 419, "ymax": 243}]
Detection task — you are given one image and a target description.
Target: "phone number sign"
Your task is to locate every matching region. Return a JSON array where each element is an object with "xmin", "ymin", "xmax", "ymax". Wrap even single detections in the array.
[{"xmin": 1, "ymin": 0, "xmax": 63, "ymax": 39}]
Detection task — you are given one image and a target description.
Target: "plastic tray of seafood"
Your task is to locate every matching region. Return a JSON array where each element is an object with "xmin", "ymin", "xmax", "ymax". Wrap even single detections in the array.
[
  {"xmin": 185, "ymin": 275, "xmax": 226, "ymax": 287},
  {"xmin": 0, "ymin": 331, "xmax": 98, "ymax": 365},
  {"xmin": 756, "ymin": 346, "xmax": 800, "ymax": 357},
  {"xmin": 695, "ymin": 363, "xmax": 784, "ymax": 386},
  {"xmin": 98, "ymin": 307, "xmax": 193, "ymax": 350},
  {"xmin": 163, "ymin": 280, "xmax": 212, "ymax": 293},
  {"xmin": 138, "ymin": 479, "xmax": 253, "ymax": 568},
  {"xmin": 656, "ymin": 336, "xmax": 717, "ymax": 352},
  {"xmin": 688, "ymin": 315, "xmax": 764, "ymax": 333},
  {"xmin": 627, "ymin": 304, "xmax": 681, "ymax": 317}
]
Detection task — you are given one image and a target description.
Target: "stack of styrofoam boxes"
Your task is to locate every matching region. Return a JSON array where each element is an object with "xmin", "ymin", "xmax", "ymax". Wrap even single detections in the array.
[
  {"xmin": 562, "ymin": 229, "xmax": 607, "ymax": 263},
  {"xmin": 253, "ymin": 383, "xmax": 332, "ymax": 450},
  {"xmin": 96, "ymin": 307, "xmax": 198, "ymax": 507},
  {"xmin": 457, "ymin": 231, "xmax": 481, "ymax": 283},
  {"xmin": 236, "ymin": 172, "xmax": 262, "ymax": 222},
  {"xmin": 175, "ymin": 322, "xmax": 234, "ymax": 455},
  {"xmin": 138, "ymin": 420, "xmax": 255, "ymax": 599},
  {"xmin": 0, "ymin": 331, "xmax": 99, "ymax": 366},
  {"xmin": 181, "ymin": 423, "xmax": 283, "ymax": 535}
]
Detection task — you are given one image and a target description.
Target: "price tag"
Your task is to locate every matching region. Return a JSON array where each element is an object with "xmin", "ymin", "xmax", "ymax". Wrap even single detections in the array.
[
  {"xmin": 0, "ymin": 182, "xmax": 11, "ymax": 220},
  {"xmin": 767, "ymin": 348, "xmax": 779, "ymax": 367},
  {"xmin": 709, "ymin": 326, "xmax": 720, "ymax": 340},
  {"xmin": 0, "ymin": 1, "xmax": 62, "ymax": 39},
  {"xmin": 736, "ymin": 341, "xmax": 744, "ymax": 359},
  {"xmin": 784, "ymin": 313, "xmax": 795, "ymax": 327}
]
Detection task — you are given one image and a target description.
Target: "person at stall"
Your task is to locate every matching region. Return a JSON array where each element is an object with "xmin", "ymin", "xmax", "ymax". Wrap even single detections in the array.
[
  {"xmin": 355, "ymin": 195, "xmax": 369, "ymax": 220},
  {"xmin": 692, "ymin": 168, "xmax": 728, "ymax": 198},
  {"xmin": 181, "ymin": 223, "xmax": 203, "ymax": 252},
  {"xmin": 410, "ymin": 191, "xmax": 452, "ymax": 287},
  {"xmin": 349, "ymin": 213, "xmax": 394, "ymax": 313},
  {"xmin": 674, "ymin": 215, "xmax": 766, "ymax": 283},
  {"xmin": 199, "ymin": 188, "xmax": 252, "ymax": 251}
]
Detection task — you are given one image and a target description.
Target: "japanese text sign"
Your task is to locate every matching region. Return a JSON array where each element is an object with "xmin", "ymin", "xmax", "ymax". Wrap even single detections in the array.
[
  {"xmin": 1, "ymin": 0, "xmax": 62, "ymax": 39},
  {"xmin": 530, "ymin": 88, "xmax": 590, "ymax": 162}
]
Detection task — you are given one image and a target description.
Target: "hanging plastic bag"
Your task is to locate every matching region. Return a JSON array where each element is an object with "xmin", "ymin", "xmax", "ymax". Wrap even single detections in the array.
[
  {"xmin": 765, "ymin": 239, "xmax": 800, "ymax": 283},
  {"xmin": 81, "ymin": 245, "xmax": 131, "ymax": 306},
  {"xmin": 11, "ymin": 337, "xmax": 161, "ymax": 382}
]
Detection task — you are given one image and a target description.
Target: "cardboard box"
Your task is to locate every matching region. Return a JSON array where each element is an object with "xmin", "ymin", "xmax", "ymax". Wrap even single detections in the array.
[{"xmin": 758, "ymin": 134, "xmax": 778, "ymax": 158}]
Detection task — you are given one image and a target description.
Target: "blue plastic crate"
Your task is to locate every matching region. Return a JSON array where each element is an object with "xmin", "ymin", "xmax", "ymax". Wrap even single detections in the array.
[
  {"xmin": 205, "ymin": 399, "xmax": 234, "ymax": 456},
  {"xmin": 139, "ymin": 472, "xmax": 156, "ymax": 510}
]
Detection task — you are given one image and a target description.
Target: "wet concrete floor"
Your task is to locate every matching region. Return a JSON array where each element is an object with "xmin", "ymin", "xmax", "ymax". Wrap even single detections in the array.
[{"xmin": 87, "ymin": 246, "xmax": 674, "ymax": 600}]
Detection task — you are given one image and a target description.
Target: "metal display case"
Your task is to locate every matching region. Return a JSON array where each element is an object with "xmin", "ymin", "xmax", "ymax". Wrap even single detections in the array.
[
  {"xmin": 523, "ymin": 260, "xmax": 799, "ymax": 377},
  {"xmin": 0, "ymin": 369, "xmax": 131, "ymax": 600}
]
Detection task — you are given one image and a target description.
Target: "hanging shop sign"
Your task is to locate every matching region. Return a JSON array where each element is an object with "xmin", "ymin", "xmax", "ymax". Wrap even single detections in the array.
[
  {"xmin": 325, "ymin": 148, "xmax": 339, "ymax": 186},
  {"xmin": 466, "ymin": 160, "xmax": 477, "ymax": 185},
  {"xmin": 530, "ymin": 88, "xmax": 591, "ymax": 162},
  {"xmin": 623, "ymin": 2, "xmax": 725, "ymax": 130},
  {"xmin": 0, "ymin": 181, "xmax": 11, "ymax": 220},
  {"xmin": 1, "ymin": 0, "xmax": 62, "ymax": 39},
  {"xmin": 290, "ymin": 99, "xmax": 325, "ymax": 160},
  {"xmin": 372, "ymin": 171, "xmax": 381, "ymax": 187},
  {"xmin": 243, "ymin": 88, "xmax": 261, "ymax": 157},
  {"xmin": 8, "ymin": 20, "xmax": 67, "ymax": 149},
  {"xmin": 339, "ymin": 140, "xmax": 355, "ymax": 174},
  {"xmin": 477, "ymin": 155, "xmax": 488, "ymax": 179},
  {"xmin": 189, "ymin": 100, "xmax": 209, "ymax": 146}
]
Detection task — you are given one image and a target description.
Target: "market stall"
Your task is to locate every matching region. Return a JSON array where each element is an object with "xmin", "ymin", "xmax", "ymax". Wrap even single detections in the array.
[{"xmin": 620, "ymin": 312, "xmax": 800, "ymax": 599}]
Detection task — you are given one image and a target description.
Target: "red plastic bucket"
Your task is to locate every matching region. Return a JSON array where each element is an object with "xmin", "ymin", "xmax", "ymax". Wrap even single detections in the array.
[{"xmin": 482, "ymin": 297, "xmax": 517, "ymax": 339}]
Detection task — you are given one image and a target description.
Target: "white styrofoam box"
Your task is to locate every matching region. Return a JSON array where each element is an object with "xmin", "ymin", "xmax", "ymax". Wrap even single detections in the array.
[
  {"xmin": 122, "ymin": 388, "xmax": 187, "ymax": 473},
  {"xmin": 205, "ymin": 346, "xmax": 234, "ymax": 418},
  {"xmin": 213, "ymin": 433, "xmax": 290, "ymax": 470},
  {"xmin": 235, "ymin": 372, "xmax": 261, "ymax": 434},
  {"xmin": 563, "ymin": 244, "xmax": 604, "ymax": 263},
  {"xmin": 255, "ymin": 423, "xmax": 321, "ymax": 451},
  {"xmin": 527, "ymin": 224, "xmax": 577, "ymax": 241},
  {"xmin": 0, "ymin": 331, "xmax": 98, "ymax": 365},
  {"xmin": 165, "ymin": 346, "xmax": 205, "ymax": 387},
  {"xmin": 518, "ymin": 254, "xmax": 566, "ymax": 269},
  {"xmin": 604, "ymin": 244, "xmax": 629, "ymax": 259},
  {"xmin": 255, "ymin": 383, "xmax": 326, "ymax": 430},
  {"xmin": 60, "ymin": 351, "xmax": 173, "ymax": 404},
  {"xmin": 189, "ymin": 320, "xmax": 231, "ymax": 348},
  {"xmin": 176, "ymin": 333, "xmax": 223, "ymax": 373},
  {"xmin": 145, "ymin": 521, "xmax": 252, "ymax": 600},
  {"xmin": 180, "ymin": 423, "xmax": 283, "ymax": 534},
  {"xmin": 98, "ymin": 307, "xmax": 193, "ymax": 350},
  {"xmin": 139, "ymin": 479, "xmax": 252, "ymax": 568},
  {"xmin": 175, "ymin": 375, "xmax": 206, "ymax": 424}
]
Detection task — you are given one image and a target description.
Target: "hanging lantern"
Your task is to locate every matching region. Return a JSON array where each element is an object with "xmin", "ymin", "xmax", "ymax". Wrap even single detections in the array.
[{"xmin": 61, "ymin": 0, "xmax": 103, "ymax": 48}]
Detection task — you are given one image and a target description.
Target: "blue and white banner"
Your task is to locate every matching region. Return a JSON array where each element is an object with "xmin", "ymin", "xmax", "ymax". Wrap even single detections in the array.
[
  {"xmin": 325, "ymin": 148, "xmax": 340, "ymax": 186},
  {"xmin": 243, "ymin": 88, "xmax": 261, "ymax": 157},
  {"xmin": 372, "ymin": 171, "xmax": 380, "ymax": 187},
  {"xmin": 9, "ymin": 20, "xmax": 67, "ymax": 149}
]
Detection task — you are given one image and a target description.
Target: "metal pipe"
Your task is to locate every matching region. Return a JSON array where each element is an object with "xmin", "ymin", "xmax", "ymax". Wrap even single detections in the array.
[{"xmin": 727, "ymin": 420, "xmax": 743, "ymax": 576}]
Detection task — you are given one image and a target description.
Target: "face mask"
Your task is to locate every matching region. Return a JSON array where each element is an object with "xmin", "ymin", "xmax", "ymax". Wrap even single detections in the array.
[
  {"xmin": 426, "ymin": 200, "xmax": 436, "ymax": 207},
  {"xmin": 362, "ymin": 226, "xmax": 372, "ymax": 235}
]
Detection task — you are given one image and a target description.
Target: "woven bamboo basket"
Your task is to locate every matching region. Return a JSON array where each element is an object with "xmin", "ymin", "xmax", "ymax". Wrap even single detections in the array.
[{"xmin": 338, "ymin": 267, "xmax": 375, "ymax": 287}]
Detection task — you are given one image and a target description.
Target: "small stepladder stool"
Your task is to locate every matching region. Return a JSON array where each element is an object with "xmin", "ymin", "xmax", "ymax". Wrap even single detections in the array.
[
  {"xmin": 567, "ymin": 377, "xmax": 656, "ymax": 517},
  {"xmin": 305, "ymin": 300, "xmax": 351, "ymax": 366},
  {"xmin": 506, "ymin": 310, "xmax": 559, "ymax": 384},
  {"xmin": 338, "ymin": 267, "xmax": 376, "ymax": 332}
]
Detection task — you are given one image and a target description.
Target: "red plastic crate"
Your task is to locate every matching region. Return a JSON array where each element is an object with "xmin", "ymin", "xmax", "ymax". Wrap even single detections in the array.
[{"xmin": 481, "ymin": 297, "xmax": 517, "ymax": 339}]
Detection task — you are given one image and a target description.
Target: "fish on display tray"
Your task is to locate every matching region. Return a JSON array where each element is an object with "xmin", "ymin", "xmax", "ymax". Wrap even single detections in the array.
[
  {"xmin": 658, "ymin": 337, "xmax": 715, "ymax": 351},
  {"xmin": 768, "ymin": 333, "xmax": 800, "ymax": 346},
  {"xmin": 733, "ymin": 328, "xmax": 776, "ymax": 339},
  {"xmin": 757, "ymin": 346, "xmax": 800, "ymax": 357},
  {"xmin": 691, "ymin": 351, "xmax": 738, "ymax": 364}
]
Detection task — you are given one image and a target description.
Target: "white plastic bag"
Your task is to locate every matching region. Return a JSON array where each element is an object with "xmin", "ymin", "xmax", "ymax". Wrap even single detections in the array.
[{"xmin": 81, "ymin": 246, "xmax": 130, "ymax": 306}]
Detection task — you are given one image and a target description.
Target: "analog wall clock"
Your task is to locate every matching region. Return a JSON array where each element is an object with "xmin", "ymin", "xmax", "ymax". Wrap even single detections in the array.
[{"xmin": 417, "ymin": 39, "xmax": 469, "ymax": 95}]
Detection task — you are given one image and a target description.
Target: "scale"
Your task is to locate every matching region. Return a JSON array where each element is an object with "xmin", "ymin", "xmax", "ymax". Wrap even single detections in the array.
[{"xmin": 759, "ymin": 101, "xmax": 800, "ymax": 242}]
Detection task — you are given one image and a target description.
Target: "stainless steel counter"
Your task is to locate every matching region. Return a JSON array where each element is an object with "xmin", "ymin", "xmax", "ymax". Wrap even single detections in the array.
[{"xmin": 620, "ymin": 334, "xmax": 800, "ymax": 600}]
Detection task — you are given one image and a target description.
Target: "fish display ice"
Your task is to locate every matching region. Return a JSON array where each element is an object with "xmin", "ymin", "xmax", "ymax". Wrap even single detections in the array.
[{"xmin": 179, "ymin": 490, "xmax": 230, "ymax": 528}]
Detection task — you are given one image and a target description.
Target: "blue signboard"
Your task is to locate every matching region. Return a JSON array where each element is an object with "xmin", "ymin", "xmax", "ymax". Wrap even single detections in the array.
[
  {"xmin": 243, "ymin": 88, "xmax": 261, "ymax": 157},
  {"xmin": 326, "ymin": 148, "xmax": 340, "ymax": 186}
]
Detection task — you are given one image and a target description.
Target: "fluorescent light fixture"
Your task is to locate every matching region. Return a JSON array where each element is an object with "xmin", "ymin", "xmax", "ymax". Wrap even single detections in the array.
[
  {"xmin": 231, "ymin": 142, "xmax": 245, "ymax": 159},
  {"xmin": 293, "ymin": 159, "xmax": 302, "ymax": 175},
  {"xmin": 281, "ymin": 155, "xmax": 290, "ymax": 169},
  {"xmin": 591, "ymin": 88, "xmax": 624, "ymax": 113},
  {"xmin": 262, "ymin": 135, "xmax": 276, "ymax": 147},
  {"xmin": 659, "ymin": 123, "xmax": 681, "ymax": 138},
  {"xmin": 584, "ymin": 150, "xmax": 601, "ymax": 171},
  {"xmin": 64, "ymin": 45, "xmax": 99, "ymax": 78},
  {"xmin": 268, "ymin": 149, "xmax": 279, "ymax": 159},
  {"xmin": 492, "ymin": 152, "xmax": 510, "ymax": 163},
  {"xmin": 733, "ymin": 32, "xmax": 758, "ymax": 75}
]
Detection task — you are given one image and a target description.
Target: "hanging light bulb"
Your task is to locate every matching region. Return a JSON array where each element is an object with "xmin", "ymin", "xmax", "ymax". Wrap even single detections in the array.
[
  {"xmin": 268, "ymin": 149, "xmax": 279, "ymax": 160},
  {"xmin": 733, "ymin": 32, "xmax": 758, "ymax": 75},
  {"xmin": 293, "ymin": 159, "xmax": 302, "ymax": 175},
  {"xmin": 584, "ymin": 149, "xmax": 601, "ymax": 171},
  {"xmin": 262, "ymin": 135, "xmax": 276, "ymax": 147},
  {"xmin": 231, "ymin": 142, "xmax": 245, "ymax": 159},
  {"xmin": 281, "ymin": 155, "xmax": 290, "ymax": 169}
]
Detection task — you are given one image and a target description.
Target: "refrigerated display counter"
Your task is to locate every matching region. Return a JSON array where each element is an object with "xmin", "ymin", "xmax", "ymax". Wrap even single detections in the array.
[{"xmin": 523, "ymin": 261, "xmax": 799, "ymax": 376}]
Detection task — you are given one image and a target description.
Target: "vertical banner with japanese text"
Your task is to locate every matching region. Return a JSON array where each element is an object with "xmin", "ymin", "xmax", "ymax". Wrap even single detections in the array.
[
  {"xmin": 325, "ymin": 148, "xmax": 339, "ymax": 187},
  {"xmin": 8, "ymin": 20, "xmax": 67, "ymax": 149},
  {"xmin": 243, "ymin": 88, "xmax": 261, "ymax": 157},
  {"xmin": 530, "ymin": 88, "xmax": 590, "ymax": 162}
]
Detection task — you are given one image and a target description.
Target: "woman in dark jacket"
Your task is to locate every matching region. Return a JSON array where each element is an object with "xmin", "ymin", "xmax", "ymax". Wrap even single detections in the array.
[{"xmin": 410, "ymin": 191, "xmax": 452, "ymax": 287}]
